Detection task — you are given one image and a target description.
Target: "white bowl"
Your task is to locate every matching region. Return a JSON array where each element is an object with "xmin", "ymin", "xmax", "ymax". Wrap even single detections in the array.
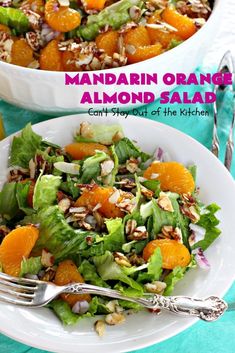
[
  {"xmin": 0, "ymin": 0, "xmax": 222, "ymax": 114},
  {"xmin": 0, "ymin": 114, "xmax": 235, "ymax": 353}
]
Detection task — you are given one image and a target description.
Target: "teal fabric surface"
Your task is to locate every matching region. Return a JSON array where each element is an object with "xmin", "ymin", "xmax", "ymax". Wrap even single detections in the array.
[{"xmin": 0, "ymin": 74, "xmax": 234, "ymax": 353}]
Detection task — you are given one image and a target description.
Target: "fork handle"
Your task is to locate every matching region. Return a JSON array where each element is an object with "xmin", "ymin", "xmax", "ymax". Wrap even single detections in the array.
[{"xmin": 63, "ymin": 283, "xmax": 228, "ymax": 322}]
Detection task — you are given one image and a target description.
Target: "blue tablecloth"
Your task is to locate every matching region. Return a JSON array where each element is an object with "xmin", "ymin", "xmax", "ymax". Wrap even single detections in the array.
[{"xmin": 0, "ymin": 70, "xmax": 234, "ymax": 352}]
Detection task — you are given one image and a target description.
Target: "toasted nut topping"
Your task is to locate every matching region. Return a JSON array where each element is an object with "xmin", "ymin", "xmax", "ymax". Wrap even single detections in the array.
[
  {"xmin": 101, "ymin": 160, "xmax": 114, "ymax": 177},
  {"xmin": 94, "ymin": 320, "xmax": 106, "ymax": 337},
  {"xmin": 125, "ymin": 219, "xmax": 137, "ymax": 235},
  {"xmin": 125, "ymin": 44, "xmax": 136, "ymax": 55},
  {"xmin": 105, "ymin": 312, "xmax": 126, "ymax": 326},
  {"xmin": 157, "ymin": 192, "xmax": 174, "ymax": 212},
  {"xmin": 141, "ymin": 185, "xmax": 154, "ymax": 199},
  {"xmin": 79, "ymin": 121, "xmax": 93, "ymax": 139},
  {"xmin": 126, "ymin": 157, "xmax": 139, "ymax": 173},
  {"xmin": 180, "ymin": 204, "xmax": 200, "ymax": 223},
  {"xmin": 128, "ymin": 252, "xmax": 145, "ymax": 266},
  {"xmin": 114, "ymin": 252, "xmax": 132, "ymax": 267},
  {"xmin": 41, "ymin": 249, "xmax": 54, "ymax": 267},
  {"xmin": 145, "ymin": 281, "xmax": 167, "ymax": 294},
  {"xmin": 161, "ymin": 225, "xmax": 174, "ymax": 237},
  {"xmin": 129, "ymin": 5, "xmax": 142, "ymax": 20},
  {"xmin": 108, "ymin": 189, "xmax": 120, "ymax": 204},
  {"xmin": 58, "ymin": 198, "xmax": 71, "ymax": 213},
  {"xmin": 106, "ymin": 300, "xmax": 119, "ymax": 313},
  {"xmin": 115, "ymin": 178, "xmax": 136, "ymax": 190},
  {"xmin": 128, "ymin": 226, "xmax": 148, "ymax": 241}
]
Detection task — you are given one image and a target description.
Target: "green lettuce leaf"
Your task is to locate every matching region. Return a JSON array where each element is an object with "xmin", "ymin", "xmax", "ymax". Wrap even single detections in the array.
[
  {"xmin": 75, "ymin": 123, "xmax": 124, "ymax": 145},
  {"xmin": 103, "ymin": 218, "xmax": 125, "ymax": 251},
  {"xmin": 115, "ymin": 137, "xmax": 150, "ymax": 164},
  {"xmin": 79, "ymin": 260, "xmax": 110, "ymax": 288},
  {"xmin": 16, "ymin": 181, "xmax": 34, "ymax": 216},
  {"xmin": 33, "ymin": 174, "xmax": 61, "ymax": 211},
  {"xmin": 60, "ymin": 175, "xmax": 80, "ymax": 200},
  {"xmin": 79, "ymin": 151, "xmax": 108, "ymax": 183},
  {"xmin": 93, "ymin": 251, "xmax": 143, "ymax": 293},
  {"xmin": 163, "ymin": 266, "xmax": 186, "ymax": 296},
  {"xmin": 20, "ymin": 256, "xmax": 42, "ymax": 277},
  {"xmin": 0, "ymin": 182, "xmax": 19, "ymax": 220},
  {"xmin": 192, "ymin": 203, "xmax": 221, "ymax": 250},
  {"xmin": 48, "ymin": 300, "xmax": 80, "ymax": 325},
  {"xmin": 34, "ymin": 206, "xmax": 95, "ymax": 259},
  {"xmin": 10, "ymin": 124, "xmax": 42, "ymax": 168}
]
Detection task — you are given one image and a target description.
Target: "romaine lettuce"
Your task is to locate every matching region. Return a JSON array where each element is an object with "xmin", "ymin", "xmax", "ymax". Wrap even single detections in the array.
[
  {"xmin": 0, "ymin": 182, "xmax": 19, "ymax": 220},
  {"xmin": 114, "ymin": 137, "xmax": 150, "ymax": 164},
  {"xmin": 79, "ymin": 260, "xmax": 110, "ymax": 288},
  {"xmin": 33, "ymin": 174, "xmax": 61, "ymax": 211},
  {"xmin": 10, "ymin": 124, "xmax": 42, "ymax": 168},
  {"xmin": 20, "ymin": 256, "xmax": 42, "ymax": 277},
  {"xmin": 75, "ymin": 123, "xmax": 124, "ymax": 145}
]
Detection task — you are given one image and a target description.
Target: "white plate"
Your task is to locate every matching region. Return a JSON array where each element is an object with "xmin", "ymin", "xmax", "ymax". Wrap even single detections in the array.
[{"xmin": 0, "ymin": 114, "xmax": 235, "ymax": 353}]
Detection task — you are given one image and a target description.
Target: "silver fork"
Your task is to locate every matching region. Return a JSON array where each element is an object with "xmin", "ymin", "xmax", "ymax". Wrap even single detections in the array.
[
  {"xmin": 212, "ymin": 50, "xmax": 235, "ymax": 170},
  {"xmin": 0, "ymin": 271, "xmax": 228, "ymax": 322}
]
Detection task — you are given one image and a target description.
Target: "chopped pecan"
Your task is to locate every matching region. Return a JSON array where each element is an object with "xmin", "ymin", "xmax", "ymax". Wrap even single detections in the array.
[
  {"xmin": 114, "ymin": 252, "xmax": 132, "ymax": 267},
  {"xmin": 128, "ymin": 226, "xmax": 148, "ymax": 241},
  {"xmin": 145, "ymin": 281, "xmax": 167, "ymax": 294},
  {"xmin": 125, "ymin": 219, "xmax": 137, "ymax": 235},
  {"xmin": 105, "ymin": 312, "xmax": 125, "ymax": 325},
  {"xmin": 157, "ymin": 192, "xmax": 174, "ymax": 212},
  {"xmin": 94, "ymin": 320, "xmax": 106, "ymax": 337},
  {"xmin": 128, "ymin": 252, "xmax": 145, "ymax": 266}
]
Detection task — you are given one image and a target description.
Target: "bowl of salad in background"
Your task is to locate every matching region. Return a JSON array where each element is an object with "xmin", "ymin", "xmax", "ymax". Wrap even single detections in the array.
[
  {"xmin": 0, "ymin": 0, "xmax": 221, "ymax": 114},
  {"xmin": 0, "ymin": 114, "xmax": 235, "ymax": 353}
]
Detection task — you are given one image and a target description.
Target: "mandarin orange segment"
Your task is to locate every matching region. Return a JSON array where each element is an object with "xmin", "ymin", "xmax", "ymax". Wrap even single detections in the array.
[
  {"xmin": 65, "ymin": 142, "xmax": 110, "ymax": 160},
  {"xmin": 0, "ymin": 226, "xmax": 39, "ymax": 277},
  {"xmin": 162, "ymin": 7, "xmax": 196, "ymax": 40},
  {"xmin": 75, "ymin": 185, "xmax": 124, "ymax": 218},
  {"xmin": 45, "ymin": 0, "xmax": 81, "ymax": 32},
  {"xmin": 39, "ymin": 40, "xmax": 63, "ymax": 71},
  {"xmin": 0, "ymin": 24, "xmax": 11, "ymax": 33},
  {"xmin": 126, "ymin": 43, "xmax": 163, "ymax": 64},
  {"xmin": 124, "ymin": 26, "xmax": 151, "ymax": 48},
  {"xmin": 54, "ymin": 259, "xmax": 91, "ymax": 307},
  {"xmin": 85, "ymin": 0, "xmax": 106, "ymax": 10},
  {"xmin": 61, "ymin": 50, "xmax": 79, "ymax": 71},
  {"xmin": 11, "ymin": 39, "xmax": 34, "ymax": 67},
  {"xmin": 147, "ymin": 13, "xmax": 182, "ymax": 47},
  {"xmin": 143, "ymin": 239, "xmax": 191, "ymax": 269},
  {"xmin": 95, "ymin": 30, "xmax": 119, "ymax": 57},
  {"xmin": 143, "ymin": 161, "xmax": 195, "ymax": 194}
]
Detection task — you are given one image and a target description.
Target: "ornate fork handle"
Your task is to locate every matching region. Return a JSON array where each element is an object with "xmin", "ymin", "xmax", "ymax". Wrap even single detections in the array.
[{"xmin": 63, "ymin": 283, "xmax": 228, "ymax": 322}]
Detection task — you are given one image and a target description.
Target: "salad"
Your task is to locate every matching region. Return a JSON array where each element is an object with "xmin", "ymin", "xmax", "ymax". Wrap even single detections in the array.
[
  {"xmin": 0, "ymin": 0, "xmax": 213, "ymax": 71},
  {"xmin": 0, "ymin": 122, "xmax": 221, "ymax": 334}
]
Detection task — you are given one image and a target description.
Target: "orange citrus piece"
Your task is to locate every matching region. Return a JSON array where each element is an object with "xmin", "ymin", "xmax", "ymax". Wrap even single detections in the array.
[
  {"xmin": 0, "ymin": 24, "xmax": 11, "ymax": 34},
  {"xmin": 143, "ymin": 239, "xmax": 191, "ymax": 269},
  {"xmin": 45, "ymin": 0, "xmax": 81, "ymax": 32},
  {"xmin": 0, "ymin": 226, "xmax": 39, "ymax": 277},
  {"xmin": 147, "ymin": 12, "xmax": 182, "ymax": 47},
  {"xmin": 39, "ymin": 40, "xmax": 63, "ymax": 71},
  {"xmin": 65, "ymin": 142, "xmax": 110, "ymax": 160},
  {"xmin": 61, "ymin": 50, "xmax": 80, "ymax": 71},
  {"xmin": 96, "ymin": 30, "xmax": 119, "ymax": 57},
  {"xmin": 143, "ymin": 161, "xmax": 195, "ymax": 194},
  {"xmin": 54, "ymin": 259, "xmax": 91, "ymax": 307},
  {"xmin": 126, "ymin": 43, "xmax": 163, "ymax": 64},
  {"xmin": 124, "ymin": 26, "xmax": 151, "ymax": 48},
  {"xmin": 11, "ymin": 39, "xmax": 34, "ymax": 67},
  {"xmin": 85, "ymin": 0, "xmax": 106, "ymax": 10},
  {"xmin": 162, "ymin": 7, "xmax": 196, "ymax": 40},
  {"xmin": 75, "ymin": 185, "xmax": 124, "ymax": 218}
]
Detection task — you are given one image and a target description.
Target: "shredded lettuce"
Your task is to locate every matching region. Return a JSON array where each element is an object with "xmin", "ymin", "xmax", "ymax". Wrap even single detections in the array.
[
  {"xmin": 79, "ymin": 151, "xmax": 108, "ymax": 184},
  {"xmin": 33, "ymin": 174, "xmax": 61, "ymax": 211},
  {"xmin": 163, "ymin": 266, "xmax": 186, "ymax": 296},
  {"xmin": 16, "ymin": 181, "xmax": 34, "ymax": 215},
  {"xmin": 48, "ymin": 300, "xmax": 81, "ymax": 325},
  {"xmin": 79, "ymin": 260, "xmax": 110, "ymax": 288},
  {"xmin": 75, "ymin": 123, "xmax": 124, "ymax": 145},
  {"xmin": 10, "ymin": 124, "xmax": 42, "ymax": 168},
  {"xmin": 0, "ymin": 182, "xmax": 19, "ymax": 220},
  {"xmin": 115, "ymin": 137, "xmax": 150, "ymax": 164},
  {"xmin": 60, "ymin": 175, "xmax": 80, "ymax": 199},
  {"xmin": 192, "ymin": 203, "xmax": 221, "ymax": 250},
  {"xmin": 20, "ymin": 256, "xmax": 42, "ymax": 277},
  {"xmin": 93, "ymin": 251, "xmax": 143, "ymax": 293},
  {"xmin": 34, "ymin": 206, "xmax": 94, "ymax": 259}
]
